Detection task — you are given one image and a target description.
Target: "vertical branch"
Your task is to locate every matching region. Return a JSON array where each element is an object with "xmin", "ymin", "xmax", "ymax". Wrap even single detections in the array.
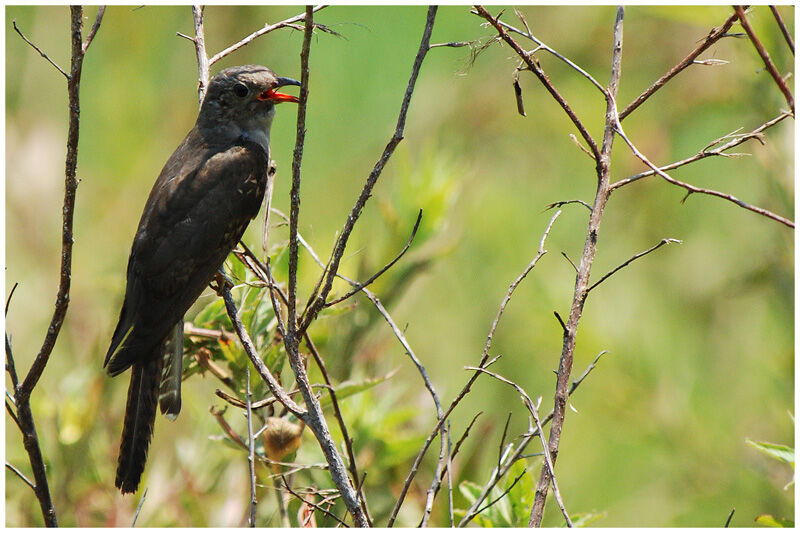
[
  {"xmin": 297, "ymin": 5, "xmax": 438, "ymax": 334},
  {"xmin": 528, "ymin": 6, "xmax": 624, "ymax": 527},
  {"xmin": 9, "ymin": 5, "xmax": 103, "ymax": 527},
  {"xmin": 245, "ymin": 366, "xmax": 257, "ymax": 526},
  {"xmin": 192, "ymin": 5, "xmax": 210, "ymax": 104},
  {"xmin": 280, "ymin": 6, "xmax": 369, "ymax": 528}
]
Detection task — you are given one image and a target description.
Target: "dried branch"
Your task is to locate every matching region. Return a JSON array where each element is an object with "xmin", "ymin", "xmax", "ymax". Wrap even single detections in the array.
[
  {"xmin": 208, "ymin": 6, "xmax": 327, "ymax": 66},
  {"xmin": 619, "ymin": 10, "xmax": 740, "ymax": 120},
  {"xmin": 297, "ymin": 6, "xmax": 438, "ymax": 335},
  {"xmin": 466, "ymin": 366, "xmax": 573, "ymax": 527},
  {"xmin": 276, "ymin": 7, "xmax": 368, "ymax": 526},
  {"xmin": 529, "ymin": 7, "xmax": 624, "ymax": 526},
  {"xmin": 6, "ymin": 462, "xmax": 36, "ymax": 491},
  {"xmin": 9, "ymin": 7, "xmax": 103, "ymax": 526},
  {"xmin": 473, "ymin": 6, "xmax": 601, "ymax": 162},
  {"xmin": 734, "ymin": 6, "xmax": 794, "ymax": 113},
  {"xmin": 280, "ymin": 477, "xmax": 349, "ymax": 527},
  {"xmin": 612, "ymin": 112, "xmax": 794, "ymax": 228},
  {"xmin": 323, "ymin": 210, "xmax": 423, "ymax": 308},
  {"xmin": 12, "ymin": 20, "xmax": 69, "ymax": 79},
  {"xmin": 245, "ymin": 367, "xmax": 258, "ymax": 527},
  {"xmin": 609, "ymin": 111, "xmax": 793, "ymax": 190},
  {"xmin": 221, "ymin": 286, "xmax": 306, "ymax": 418},
  {"xmin": 82, "ymin": 6, "xmax": 106, "ymax": 53},
  {"xmin": 189, "ymin": 5, "xmax": 210, "ymax": 104},
  {"xmin": 588, "ymin": 238, "xmax": 682, "ymax": 294},
  {"xmin": 456, "ymin": 350, "xmax": 605, "ymax": 526},
  {"xmin": 131, "ymin": 488, "xmax": 148, "ymax": 527},
  {"xmin": 396, "ymin": 209, "xmax": 561, "ymax": 527},
  {"xmin": 304, "ymin": 334, "xmax": 373, "ymax": 527},
  {"xmin": 769, "ymin": 6, "xmax": 794, "ymax": 55}
]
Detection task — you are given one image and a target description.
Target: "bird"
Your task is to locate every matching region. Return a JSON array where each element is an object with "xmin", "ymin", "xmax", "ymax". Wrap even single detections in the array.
[{"xmin": 104, "ymin": 64, "xmax": 300, "ymax": 494}]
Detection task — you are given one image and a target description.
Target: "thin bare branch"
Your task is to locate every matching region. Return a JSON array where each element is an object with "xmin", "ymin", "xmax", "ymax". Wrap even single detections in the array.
[
  {"xmin": 529, "ymin": 7, "xmax": 624, "ymax": 526},
  {"xmin": 245, "ymin": 366, "xmax": 258, "ymax": 527},
  {"xmin": 396, "ymin": 210, "xmax": 561, "ymax": 527},
  {"xmin": 613, "ymin": 111, "xmax": 794, "ymax": 228},
  {"xmin": 82, "ymin": 6, "xmax": 106, "ymax": 53},
  {"xmin": 281, "ymin": 476, "xmax": 349, "ymax": 527},
  {"xmin": 734, "ymin": 6, "xmax": 794, "ymax": 113},
  {"xmin": 221, "ymin": 286, "xmax": 306, "ymax": 418},
  {"xmin": 473, "ymin": 6, "xmax": 601, "ymax": 162},
  {"xmin": 619, "ymin": 10, "xmax": 740, "ymax": 120},
  {"xmin": 324, "ymin": 210, "xmax": 423, "ymax": 308},
  {"xmin": 304, "ymin": 334, "xmax": 373, "ymax": 527},
  {"xmin": 466, "ymin": 366, "xmax": 573, "ymax": 527},
  {"xmin": 6, "ymin": 462, "xmax": 36, "ymax": 491},
  {"xmin": 12, "ymin": 20, "xmax": 69, "ymax": 79},
  {"xmin": 724, "ymin": 507, "xmax": 736, "ymax": 527},
  {"xmin": 131, "ymin": 488, "xmax": 148, "ymax": 527},
  {"xmin": 189, "ymin": 5, "xmax": 210, "ymax": 104},
  {"xmin": 457, "ymin": 350, "xmax": 605, "ymax": 526},
  {"xmin": 298, "ymin": 6, "xmax": 438, "ymax": 336},
  {"xmin": 769, "ymin": 6, "xmax": 794, "ymax": 55},
  {"xmin": 609, "ymin": 111, "xmax": 793, "ymax": 190},
  {"xmin": 484, "ymin": 8, "xmax": 606, "ymax": 94},
  {"xmin": 588, "ymin": 238, "xmax": 682, "ymax": 293},
  {"xmin": 208, "ymin": 6, "xmax": 327, "ymax": 66}
]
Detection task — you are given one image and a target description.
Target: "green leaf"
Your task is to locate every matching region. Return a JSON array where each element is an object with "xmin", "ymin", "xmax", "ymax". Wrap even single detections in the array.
[
  {"xmin": 746, "ymin": 439, "xmax": 795, "ymax": 466},
  {"xmin": 570, "ymin": 511, "xmax": 607, "ymax": 527},
  {"xmin": 755, "ymin": 514, "xmax": 794, "ymax": 527},
  {"xmin": 317, "ymin": 370, "xmax": 397, "ymax": 409}
]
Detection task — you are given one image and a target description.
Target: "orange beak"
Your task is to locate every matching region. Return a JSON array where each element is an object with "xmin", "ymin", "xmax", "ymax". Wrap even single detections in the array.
[{"xmin": 258, "ymin": 76, "xmax": 301, "ymax": 103}]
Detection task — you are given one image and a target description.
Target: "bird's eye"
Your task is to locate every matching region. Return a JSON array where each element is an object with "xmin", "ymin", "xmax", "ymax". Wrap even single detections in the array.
[{"xmin": 233, "ymin": 82, "xmax": 249, "ymax": 98}]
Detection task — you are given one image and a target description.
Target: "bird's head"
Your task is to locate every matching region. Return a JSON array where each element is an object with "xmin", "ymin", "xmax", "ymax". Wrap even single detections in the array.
[{"xmin": 197, "ymin": 64, "xmax": 300, "ymax": 142}]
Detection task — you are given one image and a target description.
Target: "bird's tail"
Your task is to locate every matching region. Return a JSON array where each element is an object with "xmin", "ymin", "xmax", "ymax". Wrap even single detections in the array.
[{"xmin": 115, "ymin": 355, "xmax": 163, "ymax": 494}]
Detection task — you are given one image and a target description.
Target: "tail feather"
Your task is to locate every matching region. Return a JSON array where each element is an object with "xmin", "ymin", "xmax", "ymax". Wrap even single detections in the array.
[{"xmin": 115, "ymin": 355, "xmax": 163, "ymax": 494}]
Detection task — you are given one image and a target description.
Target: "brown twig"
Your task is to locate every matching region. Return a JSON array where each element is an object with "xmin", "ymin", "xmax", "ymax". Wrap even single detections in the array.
[
  {"xmin": 278, "ymin": 8, "xmax": 368, "ymax": 527},
  {"xmin": 769, "ymin": 6, "xmax": 794, "ymax": 55},
  {"xmin": 208, "ymin": 6, "xmax": 327, "ymax": 66},
  {"xmin": 245, "ymin": 367, "xmax": 258, "ymax": 527},
  {"xmin": 82, "ymin": 6, "xmax": 106, "ymax": 54},
  {"xmin": 395, "ymin": 209, "xmax": 561, "ymax": 527},
  {"xmin": 189, "ymin": 5, "xmax": 210, "ymax": 105},
  {"xmin": 609, "ymin": 111, "xmax": 793, "ymax": 191},
  {"xmin": 466, "ymin": 367, "xmax": 573, "ymax": 527},
  {"xmin": 6, "ymin": 462, "xmax": 36, "ymax": 491},
  {"xmin": 733, "ymin": 6, "xmax": 794, "ymax": 113},
  {"xmin": 619, "ymin": 10, "xmax": 740, "ymax": 120},
  {"xmin": 613, "ymin": 111, "xmax": 794, "ymax": 228},
  {"xmin": 9, "ymin": 8, "xmax": 103, "ymax": 526},
  {"xmin": 280, "ymin": 476, "xmax": 349, "ymax": 527},
  {"xmin": 12, "ymin": 19, "xmax": 69, "ymax": 79},
  {"xmin": 297, "ymin": 6, "xmax": 438, "ymax": 336},
  {"xmin": 456, "ymin": 351, "xmax": 606, "ymax": 526},
  {"xmin": 588, "ymin": 238, "xmax": 682, "ymax": 293},
  {"xmin": 323, "ymin": 209, "xmax": 423, "ymax": 308},
  {"xmin": 529, "ymin": 7, "xmax": 624, "ymax": 527},
  {"xmin": 473, "ymin": 6, "xmax": 601, "ymax": 162},
  {"xmin": 304, "ymin": 334, "xmax": 373, "ymax": 527},
  {"xmin": 221, "ymin": 286, "xmax": 305, "ymax": 418}
]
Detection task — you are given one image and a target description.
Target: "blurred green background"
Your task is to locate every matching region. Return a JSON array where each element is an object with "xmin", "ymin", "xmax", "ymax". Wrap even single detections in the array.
[{"xmin": 5, "ymin": 5, "xmax": 793, "ymax": 527}]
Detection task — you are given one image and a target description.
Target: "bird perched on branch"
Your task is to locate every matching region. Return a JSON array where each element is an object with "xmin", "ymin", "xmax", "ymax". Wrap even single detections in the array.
[{"xmin": 104, "ymin": 65, "xmax": 300, "ymax": 494}]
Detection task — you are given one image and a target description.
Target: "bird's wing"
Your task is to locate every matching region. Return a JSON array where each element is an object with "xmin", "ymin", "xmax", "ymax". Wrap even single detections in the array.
[{"xmin": 105, "ymin": 137, "xmax": 268, "ymax": 374}]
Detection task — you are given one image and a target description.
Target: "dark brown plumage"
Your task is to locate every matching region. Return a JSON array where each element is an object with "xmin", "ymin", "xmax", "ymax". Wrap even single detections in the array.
[{"xmin": 105, "ymin": 65, "xmax": 299, "ymax": 494}]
